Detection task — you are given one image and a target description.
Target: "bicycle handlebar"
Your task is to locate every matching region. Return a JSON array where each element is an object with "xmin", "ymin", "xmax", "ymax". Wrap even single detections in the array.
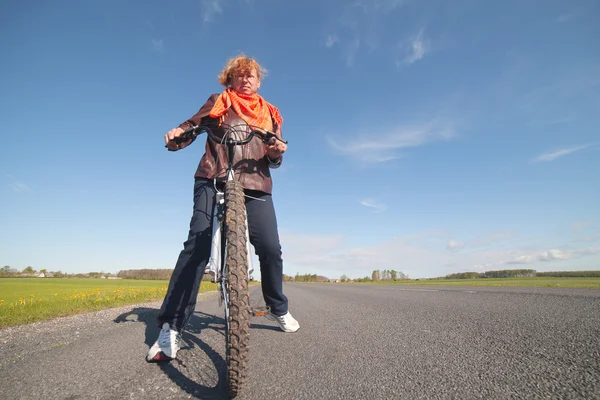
[{"xmin": 165, "ymin": 124, "xmax": 287, "ymax": 151}]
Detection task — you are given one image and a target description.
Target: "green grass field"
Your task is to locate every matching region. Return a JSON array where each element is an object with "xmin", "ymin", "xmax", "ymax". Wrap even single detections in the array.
[
  {"xmin": 346, "ymin": 277, "xmax": 600, "ymax": 289},
  {"xmin": 0, "ymin": 278, "xmax": 218, "ymax": 328}
]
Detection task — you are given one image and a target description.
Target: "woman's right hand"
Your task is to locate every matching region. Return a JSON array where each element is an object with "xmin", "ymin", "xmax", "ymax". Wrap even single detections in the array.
[{"xmin": 164, "ymin": 127, "xmax": 191, "ymax": 151}]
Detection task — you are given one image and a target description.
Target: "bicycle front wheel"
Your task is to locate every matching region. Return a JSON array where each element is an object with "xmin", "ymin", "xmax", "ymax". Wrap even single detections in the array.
[{"xmin": 224, "ymin": 179, "xmax": 250, "ymax": 398}]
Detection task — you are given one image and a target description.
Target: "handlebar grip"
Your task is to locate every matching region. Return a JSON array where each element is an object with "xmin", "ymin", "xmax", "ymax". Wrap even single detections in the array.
[
  {"xmin": 164, "ymin": 136, "xmax": 189, "ymax": 150},
  {"xmin": 164, "ymin": 128, "xmax": 197, "ymax": 150}
]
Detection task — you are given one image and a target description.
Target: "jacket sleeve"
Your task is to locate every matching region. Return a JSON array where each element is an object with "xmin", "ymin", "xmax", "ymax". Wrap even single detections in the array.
[
  {"xmin": 178, "ymin": 94, "xmax": 218, "ymax": 132},
  {"xmin": 266, "ymin": 121, "xmax": 283, "ymax": 169}
]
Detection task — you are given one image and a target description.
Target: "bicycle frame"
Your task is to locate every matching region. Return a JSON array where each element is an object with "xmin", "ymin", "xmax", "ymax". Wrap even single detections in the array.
[{"xmin": 204, "ymin": 137, "xmax": 254, "ymax": 286}]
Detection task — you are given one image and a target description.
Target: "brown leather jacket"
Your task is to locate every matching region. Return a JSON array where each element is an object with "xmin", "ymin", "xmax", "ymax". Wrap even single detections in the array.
[{"xmin": 177, "ymin": 93, "xmax": 283, "ymax": 194}]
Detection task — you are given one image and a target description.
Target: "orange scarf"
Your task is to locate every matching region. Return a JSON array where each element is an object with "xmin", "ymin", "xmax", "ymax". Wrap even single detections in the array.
[{"xmin": 209, "ymin": 88, "xmax": 283, "ymax": 131}]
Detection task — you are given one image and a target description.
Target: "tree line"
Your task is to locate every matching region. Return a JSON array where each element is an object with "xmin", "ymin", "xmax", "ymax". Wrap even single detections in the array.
[
  {"xmin": 1, "ymin": 266, "xmax": 177, "ymax": 280},
  {"xmin": 445, "ymin": 269, "xmax": 600, "ymax": 279},
  {"xmin": 285, "ymin": 268, "xmax": 600, "ymax": 283},
  {"xmin": 117, "ymin": 269, "xmax": 173, "ymax": 280},
  {"xmin": 445, "ymin": 269, "xmax": 537, "ymax": 279},
  {"xmin": 535, "ymin": 270, "xmax": 600, "ymax": 278},
  {"xmin": 283, "ymin": 273, "xmax": 329, "ymax": 282},
  {"xmin": 370, "ymin": 269, "xmax": 408, "ymax": 281},
  {"xmin": 117, "ymin": 269, "xmax": 220, "ymax": 281},
  {"xmin": 1, "ymin": 266, "xmax": 114, "ymax": 279},
  {"xmin": 350, "ymin": 269, "xmax": 409, "ymax": 282}
]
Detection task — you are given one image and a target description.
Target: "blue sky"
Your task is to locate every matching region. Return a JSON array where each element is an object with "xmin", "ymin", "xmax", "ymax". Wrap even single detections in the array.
[{"xmin": 1, "ymin": 0, "xmax": 599, "ymax": 279}]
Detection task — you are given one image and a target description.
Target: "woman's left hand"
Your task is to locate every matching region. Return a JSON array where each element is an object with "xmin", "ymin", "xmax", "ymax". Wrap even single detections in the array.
[{"xmin": 266, "ymin": 140, "xmax": 287, "ymax": 160}]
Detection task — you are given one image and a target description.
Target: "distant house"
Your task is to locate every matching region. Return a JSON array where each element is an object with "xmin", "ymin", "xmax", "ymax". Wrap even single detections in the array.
[{"xmin": 36, "ymin": 273, "xmax": 45, "ymax": 278}]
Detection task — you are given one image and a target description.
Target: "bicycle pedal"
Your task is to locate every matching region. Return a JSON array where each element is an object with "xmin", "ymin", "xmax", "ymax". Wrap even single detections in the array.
[{"xmin": 251, "ymin": 308, "xmax": 269, "ymax": 317}]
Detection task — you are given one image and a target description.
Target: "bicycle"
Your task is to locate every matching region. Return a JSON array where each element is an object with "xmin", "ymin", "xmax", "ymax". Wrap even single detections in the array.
[{"xmin": 167, "ymin": 122, "xmax": 288, "ymax": 398}]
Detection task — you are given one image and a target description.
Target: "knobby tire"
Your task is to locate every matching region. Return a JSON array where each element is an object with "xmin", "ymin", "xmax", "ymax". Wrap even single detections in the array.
[{"xmin": 224, "ymin": 180, "xmax": 250, "ymax": 398}]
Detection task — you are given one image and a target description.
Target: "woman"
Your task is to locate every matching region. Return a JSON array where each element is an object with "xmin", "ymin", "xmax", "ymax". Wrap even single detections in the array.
[{"xmin": 147, "ymin": 55, "xmax": 299, "ymax": 363}]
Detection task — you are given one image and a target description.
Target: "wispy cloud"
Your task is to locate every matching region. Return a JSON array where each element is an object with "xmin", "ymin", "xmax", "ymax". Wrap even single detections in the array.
[
  {"xmin": 280, "ymin": 232, "xmax": 344, "ymax": 253},
  {"xmin": 537, "ymin": 249, "xmax": 568, "ymax": 262},
  {"xmin": 151, "ymin": 39, "xmax": 164, "ymax": 52},
  {"xmin": 279, "ymin": 232, "xmax": 345, "ymax": 268},
  {"xmin": 343, "ymin": 38, "xmax": 361, "ymax": 67},
  {"xmin": 581, "ymin": 234, "xmax": 600, "ymax": 242},
  {"xmin": 447, "ymin": 231, "xmax": 514, "ymax": 253},
  {"xmin": 354, "ymin": 0, "xmax": 406, "ymax": 14},
  {"xmin": 201, "ymin": 0, "xmax": 224, "ymax": 23},
  {"xmin": 514, "ymin": 64, "xmax": 600, "ymax": 125},
  {"xmin": 325, "ymin": 34, "xmax": 339, "ymax": 48},
  {"xmin": 324, "ymin": 0, "xmax": 407, "ymax": 67},
  {"xmin": 360, "ymin": 198, "xmax": 387, "ymax": 213},
  {"xmin": 556, "ymin": 12, "xmax": 576, "ymax": 23},
  {"xmin": 505, "ymin": 255, "xmax": 535, "ymax": 265},
  {"xmin": 6, "ymin": 174, "xmax": 32, "ymax": 193},
  {"xmin": 446, "ymin": 240, "xmax": 465, "ymax": 252},
  {"xmin": 533, "ymin": 144, "xmax": 591, "ymax": 162},
  {"xmin": 469, "ymin": 231, "xmax": 515, "ymax": 248},
  {"xmin": 398, "ymin": 29, "xmax": 430, "ymax": 67},
  {"xmin": 572, "ymin": 220, "xmax": 596, "ymax": 232},
  {"xmin": 507, "ymin": 247, "xmax": 600, "ymax": 264},
  {"xmin": 328, "ymin": 119, "xmax": 455, "ymax": 163},
  {"xmin": 446, "ymin": 231, "xmax": 516, "ymax": 255},
  {"xmin": 9, "ymin": 182, "xmax": 32, "ymax": 193}
]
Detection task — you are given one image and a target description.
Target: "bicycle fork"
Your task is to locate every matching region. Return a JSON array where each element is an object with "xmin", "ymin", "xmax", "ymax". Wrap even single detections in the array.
[
  {"xmin": 205, "ymin": 187, "xmax": 268, "ymax": 318},
  {"xmin": 205, "ymin": 192, "xmax": 255, "ymax": 283}
]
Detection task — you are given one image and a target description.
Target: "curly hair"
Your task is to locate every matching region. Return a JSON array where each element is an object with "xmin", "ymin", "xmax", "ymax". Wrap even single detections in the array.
[{"xmin": 217, "ymin": 54, "xmax": 268, "ymax": 87}]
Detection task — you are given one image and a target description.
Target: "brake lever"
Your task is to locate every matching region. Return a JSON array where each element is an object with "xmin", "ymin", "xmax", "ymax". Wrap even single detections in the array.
[{"xmin": 262, "ymin": 129, "xmax": 288, "ymax": 145}]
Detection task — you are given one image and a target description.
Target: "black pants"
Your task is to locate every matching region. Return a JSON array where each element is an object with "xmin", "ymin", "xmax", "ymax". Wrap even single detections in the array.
[{"xmin": 157, "ymin": 178, "xmax": 288, "ymax": 331}]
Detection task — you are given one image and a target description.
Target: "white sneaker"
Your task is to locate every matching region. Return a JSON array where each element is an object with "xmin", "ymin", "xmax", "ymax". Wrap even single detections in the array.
[
  {"xmin": 268, "ymin": 311, "xmax": 300, "ymax": 333},
  {"xmin": 146, "ymin": 323, "xmax": 181, "ymax": 362}
]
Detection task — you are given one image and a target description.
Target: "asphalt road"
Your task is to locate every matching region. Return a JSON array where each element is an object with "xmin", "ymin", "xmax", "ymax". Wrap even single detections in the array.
[{"xmin": 1, "ymin": 283, "xmax": 599, "ymax": 400}]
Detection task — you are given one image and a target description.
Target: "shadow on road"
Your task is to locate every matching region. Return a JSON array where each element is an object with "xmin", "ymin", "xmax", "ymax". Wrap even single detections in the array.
[
  {"xmin": 114, "ymin": 308, "xmax": 227, "ymax": 399},
  {"xmin": 114, "ymin": 306, "xmax": 280, "ymax": 399}
]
